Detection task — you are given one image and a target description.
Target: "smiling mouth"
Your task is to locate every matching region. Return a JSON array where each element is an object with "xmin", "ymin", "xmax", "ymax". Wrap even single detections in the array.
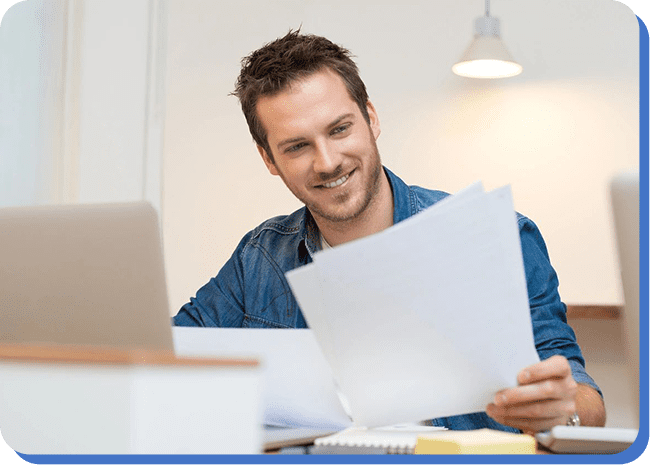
[{"xmin": 320, "ymin": 171, "xmax": 352, "ymax": 189}]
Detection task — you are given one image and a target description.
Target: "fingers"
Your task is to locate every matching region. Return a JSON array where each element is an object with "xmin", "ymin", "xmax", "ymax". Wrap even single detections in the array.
[
  {"xmin": 495, "ymin": 376, "xmax": 578, "ymax": 406},
  {"xmin": 485, "ymin": 356, "xmax": 579, "ymax": 432},
  {"xmin": 487, "ymin": 398, "xmax": 575, "ymax": 423},
  {"xmin": 487, "ymin": 390, "xmax": 576, "ymax": 429},
  {"xmin": 517, "ymin": 355, "xmax": 572, "ymax": 385},
  {"xmin": 486, "ymin": 395, "xmax": 577, "ymax": 433},
  {"xmin": 485, "ymin": 406, "xmax": 569, "ymax": 434}
]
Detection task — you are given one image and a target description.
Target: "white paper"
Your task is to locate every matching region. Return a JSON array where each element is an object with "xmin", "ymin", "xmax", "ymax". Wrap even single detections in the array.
[
  {"xmin": 286, "ymin": 183, "xmax": 540, "ymax": 428},
  {"xmin": 172, "ymin": 327, "xmax": 352, "ymax": 429}
]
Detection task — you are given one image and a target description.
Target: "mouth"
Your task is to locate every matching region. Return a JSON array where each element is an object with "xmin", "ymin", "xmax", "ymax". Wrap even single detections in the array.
[{"xmin": 319, "ymin": 170, "xmax": 353, "ymax": 189}]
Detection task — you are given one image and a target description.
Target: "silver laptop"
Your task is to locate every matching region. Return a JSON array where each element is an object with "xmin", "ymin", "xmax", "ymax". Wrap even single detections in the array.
[{"xmin": 0, "ymin": 202, "xmax": 174, "ymax": 351}]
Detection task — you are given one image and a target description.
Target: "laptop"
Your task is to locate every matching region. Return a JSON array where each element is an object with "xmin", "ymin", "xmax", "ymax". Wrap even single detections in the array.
[
  {"xmin": 0, "ymin": 202, "xmax": 174, "ymax": 351},
  {"xmin": 0, "ymin": 201, "xmax": 336, "ymax": 450}
]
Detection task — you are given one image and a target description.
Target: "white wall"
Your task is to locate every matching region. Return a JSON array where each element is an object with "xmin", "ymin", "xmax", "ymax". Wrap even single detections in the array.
[
  {"xmin": 0, "ymin": 0, "xmax": 166, "ymax": 208},
  {"xmin": 74, "ymin": 0, "xmax": 148, "ymax": 202},
  {"xmin": 0, "ymin": 0, "xmax": 63, "ymax": 207},
  {"xmin": 73, "ymin": 0, "xmax": 166, "ymax": 209},
  {"xmin": 163, "ymin": 0, "xmax": 639, "ymax": 314}
]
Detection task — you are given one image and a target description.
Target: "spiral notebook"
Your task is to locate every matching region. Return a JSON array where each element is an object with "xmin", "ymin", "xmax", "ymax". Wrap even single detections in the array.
[{"xmin": 312, "ymin": 424, "xmax": 446, "ymax": 454}]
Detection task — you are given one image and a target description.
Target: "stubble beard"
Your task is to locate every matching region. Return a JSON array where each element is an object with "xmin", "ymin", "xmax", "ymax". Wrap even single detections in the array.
[{"xmin": 305, "ymin": 142, "xmax": 383, "ymax": 224}]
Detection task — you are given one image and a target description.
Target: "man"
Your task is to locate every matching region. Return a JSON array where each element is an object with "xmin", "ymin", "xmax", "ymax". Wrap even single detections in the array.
[{"xmin": 173, "ymin": 30, "xmax": 606, "ymax": 433}]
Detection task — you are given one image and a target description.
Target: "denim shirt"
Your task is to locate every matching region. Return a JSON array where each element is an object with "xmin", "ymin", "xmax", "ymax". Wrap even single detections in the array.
[{"xmin": 173, "ymin": 167, "xmax": 601, "ymax": 432}]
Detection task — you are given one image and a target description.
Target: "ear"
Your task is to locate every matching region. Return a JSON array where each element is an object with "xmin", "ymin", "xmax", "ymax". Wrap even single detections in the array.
[
  {"xmin": 257, "ymin": 145, "xmax": 280, "ymax": 176},
  {"xmin": 366, "ymin": 101, "xmax": 381, "ymax": 140}
]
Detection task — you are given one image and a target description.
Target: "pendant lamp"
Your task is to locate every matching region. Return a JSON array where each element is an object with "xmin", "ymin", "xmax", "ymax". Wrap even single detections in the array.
[{"xmin": 452, "ymin": 0, "xmax": 522, "ymax": 79}]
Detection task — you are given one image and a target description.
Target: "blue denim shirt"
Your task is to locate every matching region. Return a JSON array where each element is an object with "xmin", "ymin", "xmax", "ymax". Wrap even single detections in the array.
[{"xmin": 173, "ymin": 167, "xmax": 601, "ymax": 432}]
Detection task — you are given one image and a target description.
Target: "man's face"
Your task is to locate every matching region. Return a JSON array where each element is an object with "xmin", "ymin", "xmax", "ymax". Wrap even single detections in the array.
[{"xmin": 256, "ymin": 68, "xmax": 383, "ymax": 224}]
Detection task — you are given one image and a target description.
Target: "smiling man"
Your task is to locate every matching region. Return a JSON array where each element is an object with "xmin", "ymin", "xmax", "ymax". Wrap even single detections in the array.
[
  {"xmin": 173, "ymin": 30, "xmax": 605, "ymax": 434},
  {"xmin": 256, "ymin": 67, "xmax": 391, "ymax": 246}
]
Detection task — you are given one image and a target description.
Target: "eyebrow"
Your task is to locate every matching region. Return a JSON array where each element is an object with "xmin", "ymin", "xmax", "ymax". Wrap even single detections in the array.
[
  {"xmin": 327, "ymin": 113, "xmax": 354, "ymax": 130},
  {"xmin": 277, "ymin": 136, "xmax": 306, "ymax": 151},
  {"xmin": 276, "ymin": 113, "xmax": 355, "ymax": 151}
]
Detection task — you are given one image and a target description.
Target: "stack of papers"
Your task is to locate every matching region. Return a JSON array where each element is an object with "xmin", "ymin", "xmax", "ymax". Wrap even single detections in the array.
[{"xmin": 286, "ymin": 182, "xmax": 540, "ymax": 427}]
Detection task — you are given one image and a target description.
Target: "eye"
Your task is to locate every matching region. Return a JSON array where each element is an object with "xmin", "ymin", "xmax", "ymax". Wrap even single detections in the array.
[
  {"xmin": 331, "ymin": 123, "xmax": 351, "ymax": 136},
  {"xmin": 285, "ymin": 142, "xmax": 308, "ymax": 153}
]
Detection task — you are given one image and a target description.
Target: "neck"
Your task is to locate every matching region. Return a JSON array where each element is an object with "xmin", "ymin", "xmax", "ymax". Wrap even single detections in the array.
[{"xmin": 315, "ymin": 172, "xmax": 394, "ymax": 247}]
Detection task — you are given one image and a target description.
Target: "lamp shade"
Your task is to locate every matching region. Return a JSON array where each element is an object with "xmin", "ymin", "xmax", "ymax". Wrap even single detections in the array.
[
  {"xmin": 453, "ymin": 36, "xmax": 522, "ymax": 79},
  {"xmin": 452, "ymin": 15, "xmax": 522, "ymax": 79}
]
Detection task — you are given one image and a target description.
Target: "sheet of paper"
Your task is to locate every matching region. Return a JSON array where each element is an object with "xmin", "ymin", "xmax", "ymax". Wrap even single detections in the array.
[
  {"xmin": 286, "ymin": 184, "xmax": 540, "ymax": 428},
  {"xmin": 172, "ymin": 327, "xmax": 352, "ymax": 429}
]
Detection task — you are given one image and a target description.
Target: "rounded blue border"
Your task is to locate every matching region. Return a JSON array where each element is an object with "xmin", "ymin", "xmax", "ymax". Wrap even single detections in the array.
[{"xmin": 11, "ymin": 13, "xmax": 650, "ymax": 465}]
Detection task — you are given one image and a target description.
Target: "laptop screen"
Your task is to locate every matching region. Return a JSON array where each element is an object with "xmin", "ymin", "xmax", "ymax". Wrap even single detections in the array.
[{"xmin": 0, "ymin": 202, "xmax": 174, "ymax": 351}]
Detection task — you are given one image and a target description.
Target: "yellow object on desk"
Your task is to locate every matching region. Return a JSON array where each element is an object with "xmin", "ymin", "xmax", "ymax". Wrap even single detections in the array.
[{"xmin": 415, "ymin": 428, "xmax": 536, "ymax": 454}]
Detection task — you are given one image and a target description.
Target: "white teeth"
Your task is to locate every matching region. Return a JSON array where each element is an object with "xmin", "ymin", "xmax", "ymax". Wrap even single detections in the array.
[{"xmin": 323, "ymin": 174, "xmax": 350, "ymax": 188}]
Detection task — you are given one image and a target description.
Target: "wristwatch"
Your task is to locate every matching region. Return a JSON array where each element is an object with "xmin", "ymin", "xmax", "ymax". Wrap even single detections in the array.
[{"xmin": 566, "ymin": 412, "xmax": 581, "ymax": 427}]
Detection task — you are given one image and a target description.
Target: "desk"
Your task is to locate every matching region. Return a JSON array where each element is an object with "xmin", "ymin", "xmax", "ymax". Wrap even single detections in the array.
[
  {"xmin": 0, "ymin": 343, "xmax": 262, "ymax": 454},
  {"xmin": 1, "ymin": 343, "xmax": 635, "ymax": 456}
]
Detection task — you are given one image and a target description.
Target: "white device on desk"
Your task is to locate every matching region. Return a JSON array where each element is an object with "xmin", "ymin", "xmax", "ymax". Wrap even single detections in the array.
[
  {"xmin": 536, "ymin": 426, "xmax": 638, "ymax": 454},
  {"xmin": 263, "ymin": 426, "xmax": 342, "ymax": 452},
  {"xmin": 0, "ymin": 202, "xmax": 263, "ymax": 454}
]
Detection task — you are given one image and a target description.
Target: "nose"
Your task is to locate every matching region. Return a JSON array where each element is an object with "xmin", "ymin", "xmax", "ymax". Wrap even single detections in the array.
[{"xmin": 312, "ymin": 139, "xmax": 343, "ymax": 176}]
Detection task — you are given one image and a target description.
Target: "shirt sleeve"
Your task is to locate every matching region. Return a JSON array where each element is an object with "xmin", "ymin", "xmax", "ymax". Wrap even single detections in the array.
[
  {"xmin": 518, "ymin": 216, "xmax": 603, "ymax": 397},
  {"xmin": 172, "ymin": 234, "xmax": 249, "ymax": 327}
]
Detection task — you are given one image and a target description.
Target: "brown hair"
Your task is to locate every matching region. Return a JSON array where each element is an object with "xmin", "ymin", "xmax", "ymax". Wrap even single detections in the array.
[{"xmin": 232, "ymin": 30, "xmax": 370, "ymax": 161}]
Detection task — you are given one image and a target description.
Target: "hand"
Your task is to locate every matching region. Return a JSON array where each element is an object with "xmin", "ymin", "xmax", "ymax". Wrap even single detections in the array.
[{"xmin": 486, "ymin": 355, "xmax": 578, "ymax": 434}]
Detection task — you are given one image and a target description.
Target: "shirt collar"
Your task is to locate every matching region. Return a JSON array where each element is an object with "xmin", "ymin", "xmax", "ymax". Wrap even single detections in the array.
[
  {"xmin": 300, "ymin": 208, "xmax": 321, "ymax": 262},
  {"xmin": 383, "ymin": 166, "xmax": 419, "ymax": 224}
]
